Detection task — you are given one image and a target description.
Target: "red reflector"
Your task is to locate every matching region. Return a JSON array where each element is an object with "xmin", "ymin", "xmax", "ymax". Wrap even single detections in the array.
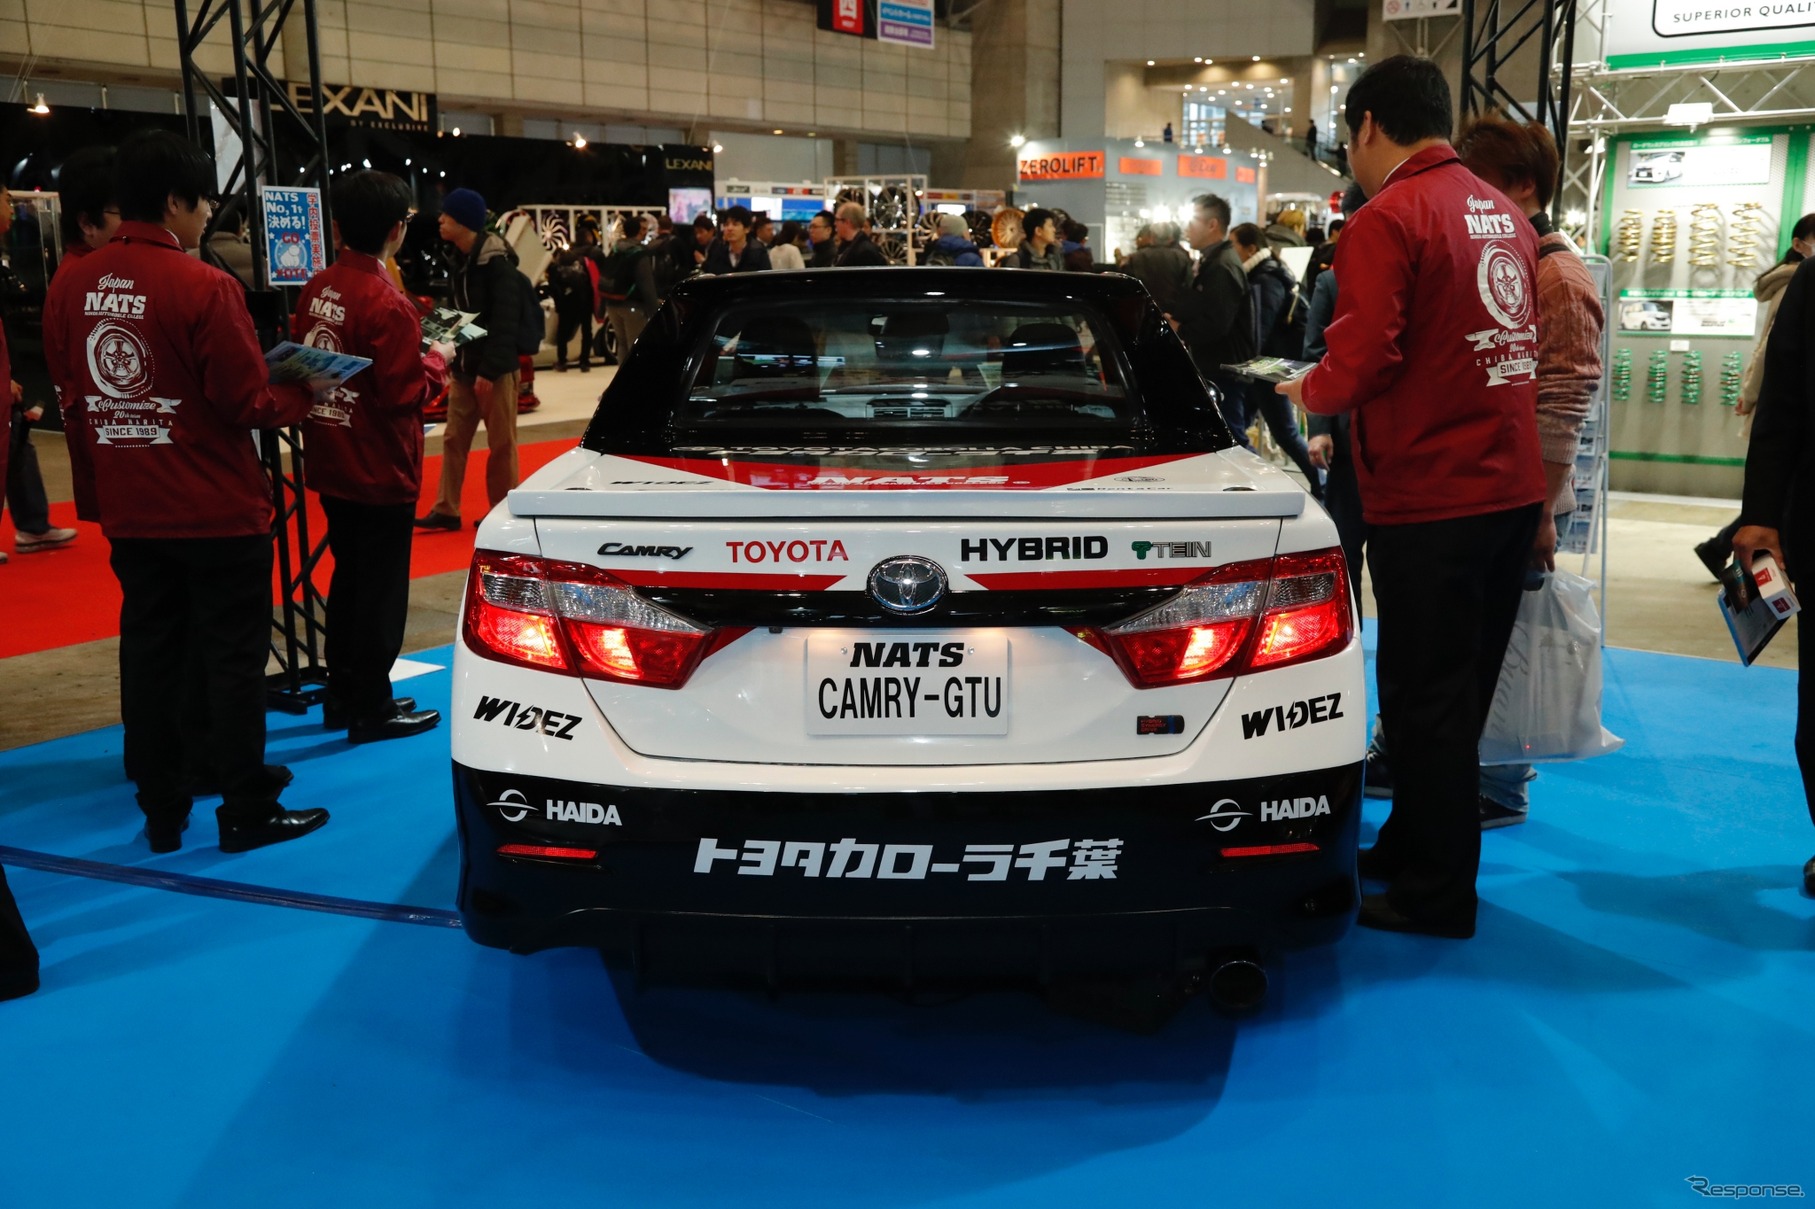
[
  {"xmin": 567, "ymin": 620, "xmax": 708, "ymax": 688},
  {"xmin": 497, "ymin": 843, "xmax": 598, "ymax": 861},
  {"xmin": 1220, "ymin": 843, "xmax": 1320, "ymax": 858}
]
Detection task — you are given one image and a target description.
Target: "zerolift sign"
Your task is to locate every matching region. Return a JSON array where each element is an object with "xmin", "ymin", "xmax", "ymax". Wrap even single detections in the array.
[{"xmin": 1603, "ymin": 0, "xmax": 1815, "ymax": 66}]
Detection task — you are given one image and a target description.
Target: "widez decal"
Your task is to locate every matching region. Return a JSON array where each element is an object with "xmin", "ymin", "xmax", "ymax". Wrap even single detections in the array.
[
  {"xmin": 959, "ymin": 536, "xmax": 1107, "ymax": 562},
  {"xmin": 695, "ymin": 836, "xmax": 1122, "ymax": 880},
  {"xmin": 1240, "ymin": 693, "xmax": 1344, "ymax": 739},
  {"xmin": 597, "ymin": 542, "xmax": 692, "ymax": 559},
  {"xmin": 472, "ymin": 696, "xmax": 582, "ymax": 740}
]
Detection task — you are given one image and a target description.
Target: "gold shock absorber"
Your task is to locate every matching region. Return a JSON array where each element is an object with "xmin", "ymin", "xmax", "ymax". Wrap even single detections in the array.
[
  {"xmin": 1616, "ymin": 209, "xmax": 1645, "ymax": 261},
  {"xmin": 1729, "ymin": 202, "xmax": 1764, "ymax": 268},
  {"xmin": 1688, "ymin": 203, "xmax": 1722, "ymax": 268},
  {"xmin": 1650, "ymin": 208, "xmax": 1678, "ymax": 264}
]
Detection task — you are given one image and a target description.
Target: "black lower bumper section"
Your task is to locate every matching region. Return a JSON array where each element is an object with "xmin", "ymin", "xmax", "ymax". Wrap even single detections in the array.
[{"xmin": 455, "ymin": 763, "xmax": 1361, "ymax": 980}]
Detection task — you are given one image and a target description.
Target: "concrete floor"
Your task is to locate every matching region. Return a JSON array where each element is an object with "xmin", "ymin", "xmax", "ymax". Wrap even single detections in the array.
[{"xmin": 0, "ymin": 368, "xmax": 1786, "ymax": 752}]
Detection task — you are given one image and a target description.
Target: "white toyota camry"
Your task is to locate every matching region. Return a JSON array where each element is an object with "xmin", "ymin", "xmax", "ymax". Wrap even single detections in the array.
[{"xmin": 451, "ymin": 268, "xmax": 1364, "ymax": 999}]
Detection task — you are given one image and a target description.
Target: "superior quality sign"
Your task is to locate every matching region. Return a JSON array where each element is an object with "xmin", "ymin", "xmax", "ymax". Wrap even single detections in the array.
[{"xmin": 1604, "ymin": 0, "xmax": 1815, "ymax": 66}]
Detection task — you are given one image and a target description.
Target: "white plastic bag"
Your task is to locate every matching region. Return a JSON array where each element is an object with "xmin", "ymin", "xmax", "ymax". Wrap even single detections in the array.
[{"xmin": 1479, "ymin": 569, "xmax": 1624, "ymax": 765}]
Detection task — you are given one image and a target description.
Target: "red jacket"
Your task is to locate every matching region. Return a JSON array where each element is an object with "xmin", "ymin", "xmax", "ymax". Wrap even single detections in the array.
[
  {"xmin": 1, "ymin": 312, "xmax": 11, "ymax": 502},
  {"xmin": 42, "ymin": 221, "xmax": 313, "ymax": 540},
  {"xmin": 292, "ymin": 249, "xmax": 447, "ymax": 505},
  {"xmin": 1301, "ymin": 146, "xmax": 1546, "ymax": 525},
  {"xmin": 47, "ymin": 242, "xmax": 101, "ymax": 522}
]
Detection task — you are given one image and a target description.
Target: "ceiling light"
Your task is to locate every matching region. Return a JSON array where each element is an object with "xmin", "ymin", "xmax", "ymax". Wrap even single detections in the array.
[
  {"xmin": 1252, "ymin": 55, "xmax": 1262, "ymax": 62},
  {"xmin": 1147, "ymin": 59, "xmax": 1155, "ymax": 66},
  {"xmin": 712, "ymin": 142, "xmax": 724, "ymax": 152},
  {"xmin": 404, "ymin": 157, "xmax": 412, "ymax": 166},
  {"xmin": 451, "ymin": 126, "xmax": 461, "ymax": 136},
  {"xmin": 1134, "ymin": 136, "xmax": 1145, "ymax": 147},
  {"xmin": 1205, "ymin": 58, "xmax": 1213, "ymax": 64},
  {"xmin": 772, "ymin": 128, "xmax": 784, "ymax": 134},
  {"xmin": 29, "ymin": 92, "xmax": 49, "ymax": 115},
  {"xmin": 1347, "ymin": 57, "xmax": 1357, "ymax": 63},
  {"xmin": 1194, "ymin": 56, "xmax": 1202, "ymax": 62},
  {"xmin": 362, "ymin": 157, "xmax": 372, "ymax": 168},
  {"xmin": 572, "ymin": 134, "xmax": 587, "ymax": 148},
  {"xmin": 1010, "ymin": 132, "xmax": 1026, "ymax": 147},
  {"xmin": 1331, "ymin": 85, "xmax": 1339, "ymax": 92}
]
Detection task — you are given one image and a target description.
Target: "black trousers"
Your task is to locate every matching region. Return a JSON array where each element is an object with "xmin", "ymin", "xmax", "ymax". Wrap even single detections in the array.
[
  {"xmin": 1796, "ymin": 608, "xmax": 1815, "ymax": 830},
  {"xmin": 110, "ymin": 535, "xmax": 275, "ymax": 824},
  {"xmin": 1367, "ymin": 503, "xmax": 1541, "ymax": 926},
  {"xmin": 1322, "ymin": 447, "xmax": 1367, "ymax": 602},
  {"xmin": 554, "ymin": 304, "xmax": 593, "ymax": 367},
  {"xmin": 0, "ymin": 863, "xmax": 37, "ymax": 987},
  {"xmin": 5, "ymin": 407, "xmax": 51, "ymax": 535},
  {"xmin": 321, "ymin": 495, "xmax": 416, "ymax": 725}
]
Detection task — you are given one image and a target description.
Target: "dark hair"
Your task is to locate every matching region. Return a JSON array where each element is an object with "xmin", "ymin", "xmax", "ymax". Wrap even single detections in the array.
[
  {"xmin": 1760, "ymin": 212, "xmax": 1815, "ymax": 287},
  {"xmin": 1328, "ymin": 218, "xmax": 1346, "ymax": 236},
  {"xmin": 1062, "ymin": 218, "xmax": 1089, "ymax": 243},
  {"xmin": 778, "ymin": 219, "xmax": 803, "ymax": 246},
  {"xmin": 1191, "ymin": 193, "xmax": 1232, "ymax": 231},
  {"xmin": 751, "ymin": 211, "xmax": 773, "ymax": 230},
  {"xmin": 620, "ymin": 213, "xmax": 646, "ymax": 240},
  {"xmin": 721, "ymin": 204, "xmax": 753, "ymax": 228},
  {"xmin": 56, "ymin": 146, "xmax": 115, "ymax": 245},
  {"xmin": 693, "ymin": 212, "xmax": 716, "ymax": 231},
  {"xmin": 114, "ymin": 129, "xmax": 214, "ymax": 224},
  {"xmin": 330, "ymin": 170, "xmax": 413, "ymax": 255},
  {"xmin": 1454, "ymin": 111, "xmax": 1560, "ymax": 207},
  {"xmin": 656, "ymin": 212, "xmax": 673, "ymax": 231},
  {"xmin": 810, "ymin": 209, "xmax": 835, "ymax": 226},
  {"xmin": 1022, "ymin": 207, "xmax": 1056, "ymax": 240},
  {"xmin": 1230, "ymin": 222, "xmax": 1268, "ymax": 254},
  {"xmin": 1344, "ymin": 54, "xmax": 1453, "ymax": 145},
  {"xmin": 1340, "ymin": 181, "xmax": 1368, "ymax": 219}
]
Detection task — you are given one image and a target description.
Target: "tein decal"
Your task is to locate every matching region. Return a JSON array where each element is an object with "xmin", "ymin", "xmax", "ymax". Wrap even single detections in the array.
[{"xmin": 694, "ymin": 837, "xmax": 1122, "ymax": 880}]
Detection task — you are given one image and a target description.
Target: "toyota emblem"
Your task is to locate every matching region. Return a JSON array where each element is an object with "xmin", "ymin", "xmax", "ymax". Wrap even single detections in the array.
[{"xmin": 868, "ymin": 556, "xmax": 947, "ymax": 615}]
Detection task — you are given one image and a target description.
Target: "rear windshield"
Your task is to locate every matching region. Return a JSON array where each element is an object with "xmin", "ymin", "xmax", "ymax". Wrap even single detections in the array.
[{"xmin": 680, "ymin": 300, "xmax": 1135, "ymax": 436}]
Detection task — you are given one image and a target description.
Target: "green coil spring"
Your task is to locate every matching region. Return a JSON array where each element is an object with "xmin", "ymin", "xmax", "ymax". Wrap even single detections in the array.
[
  {"xmin": 1612, "ymin": 347, "xmax": 1633, "ymax": 402},
  {"xmin": 1680, "ymin": 350, "xmax": 1702, "ymax": 405},
  {"xmin": 1647, "ymin": 349, "xmax": 1669, "ymax": 403},
  {"xmin": 1721, "ymin": 351, "xmax": 1744, "ymax": 407}
]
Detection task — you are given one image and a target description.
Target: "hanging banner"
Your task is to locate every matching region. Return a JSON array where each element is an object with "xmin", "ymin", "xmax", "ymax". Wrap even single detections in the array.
[
  {"xmin": 1383, "ymin": 0, "xmax": 1461, "ymax": 19},
  {"xmin": 259, "ymin": 185, "xmax": 326, "ymax": 285},
  {"xmin": 1626, "ymin": 132, "xmax": 1773, "ymax": 187},
  {"xmin": 878, "ymin": 0, "xmax": 935, "ymax": 46},
  {"xmin": 1603, "ymin": 0, "xmax": 1815, "ymax": 68},
  {"xmin": 818, "ymin": 0, "xmax": 873, "ymax": 36}
]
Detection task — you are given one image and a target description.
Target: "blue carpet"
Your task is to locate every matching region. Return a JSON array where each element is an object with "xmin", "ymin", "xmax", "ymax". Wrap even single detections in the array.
[{"xmin": 1, "ymin": 640, "xmax": 1811, "ymax": 1208}]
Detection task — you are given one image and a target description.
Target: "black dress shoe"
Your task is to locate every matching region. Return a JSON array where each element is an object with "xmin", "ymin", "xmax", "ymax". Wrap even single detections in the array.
[
  {"xmin": 146, "ymin": 813, "xmax": 191, "ymax": 854},
  {"xmin": 1357, "ymin": 845, "xmax": 1401, "ymax": 882},
  {"xmin": 188, "ymin": 763, "xmax": 293, "ymax": 799},
  {"xmin": 1803, "ymin": 856, "xmax": 1815, "ymax": 898},
  {"xmin": 217, "ymin": 807, "xmax": 330, "ymax": 853},
  {"xmin": 347, "ymin": 708, "xmax": 442, "ymax": 745},
  {"xmin": 1356, "ymin": 892, "xmax": 1475, "ymax": 939},
  {"xmin": 414, "ymin": 511, "xmax": 461, "ymax": 531},
  {"xmin": 0, "ymin": 969, "xmax": 40, "ymax": 1003},
  {"xmin": 1694, "ymin": 537, "xmax": 1730, "ymax": 582},
  {"xmin": 322, "ymin": 697, "xmax": 418, "ymax": 730}
]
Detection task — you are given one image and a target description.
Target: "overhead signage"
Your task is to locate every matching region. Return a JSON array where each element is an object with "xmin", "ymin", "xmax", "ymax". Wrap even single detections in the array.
[
  {"xmin": 1178, "ymin": 155, "xmax": 1229, "ymax": 179},
  {"xmin": 818, "ymin": 0, "xmax": 872, "ymax": 36},
  {"xmin": 1383, "ymin": 0, "xmax": 1461, "ymax": 18},
  {"xmin": 1236, "ymin": 166, "xmax": 1258, "ymax": 184},
  {"xmin": 1603, "ymin": 0, "xmax": 1815, "ymax": 67},
  {"xmin": 1018, "ymin": 151, "xmax": 1105, "ymax": 181},
  {"xmin": 223, "ymin": 79, "xmax": 437, "ymax": 133},
  {"xmin": 259, "ymin": 185, "xmax": 326, "ymax": 285},
  {"xmin": 1618, "ymin": 289, "xmax": 1758, "ymax": 337},
  {"xmin": 879, "ymin": 0, "xmax": 935, "ymax": 46},
  {"xmin": 661, "ymin": 145, "xmax": 716, "ymax": 180},
  {"xmin": 1626, "ymin": 132, "xmax": 1773, "ymax": 187},
  {"xmin": 1119, "ymin": 157, "xmax": 1163, "ymax": 175}
]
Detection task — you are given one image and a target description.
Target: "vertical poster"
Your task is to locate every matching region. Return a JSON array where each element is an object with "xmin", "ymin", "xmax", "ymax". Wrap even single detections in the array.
[
  {"xmin": 260, "ymin": 185, "xmax": 326, "ymax": 285},
  {"xmin": 878, "ymin": 0, "xmax": 935, "ymax": 47}
]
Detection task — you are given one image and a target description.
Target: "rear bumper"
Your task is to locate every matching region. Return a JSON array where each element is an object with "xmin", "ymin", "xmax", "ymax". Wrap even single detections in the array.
[{"xmin": 454, "ymin": 761, "xmax": 1361, "ymax": 980}]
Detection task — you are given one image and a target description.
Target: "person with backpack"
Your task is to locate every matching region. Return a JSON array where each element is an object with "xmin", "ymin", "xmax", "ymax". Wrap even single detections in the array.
[
  {"xmin": 417, "ymin": 187, "xmax": 526, "ymax": 532},
  {"xmin": 922, "ymin": 213, "xmax": 982, "ymax": 266},
  {"xmin": 546, "ymin": 234, "xmax": 599, "ymax": 373},
  {"xmin": 602, "ymin": 215, "xmax": 660, "ymax": 361},
  {"xmin": 1232, "ymin": 222, "xmax": 1323, "ymax": 499}
]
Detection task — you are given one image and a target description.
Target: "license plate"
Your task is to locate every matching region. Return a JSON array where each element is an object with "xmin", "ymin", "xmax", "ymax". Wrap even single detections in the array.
[{"xmin": 806, "ymin": 632, "xmax": 1009, "ymax": 736}]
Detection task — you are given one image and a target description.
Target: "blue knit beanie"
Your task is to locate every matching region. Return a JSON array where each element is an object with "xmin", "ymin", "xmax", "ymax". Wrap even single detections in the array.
[{"xmin": 441, "ymin": 187, "xmax": 488, "ymax": 235}]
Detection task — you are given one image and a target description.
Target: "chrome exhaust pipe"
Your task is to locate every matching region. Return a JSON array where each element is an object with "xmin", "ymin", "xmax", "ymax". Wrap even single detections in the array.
[{"xmin": 1206, "ymin": 953, "xmax": 1268, "ymax": 1014}]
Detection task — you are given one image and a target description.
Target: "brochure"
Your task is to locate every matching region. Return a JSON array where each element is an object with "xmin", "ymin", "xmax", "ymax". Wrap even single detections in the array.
[
  {"xmin": 265, "ymin": 340, "xmax": 372, "ymax": 385},
  {"xmin": 421, "ymin": 307, "xmax": 487, "ymax": 348},
  {"xmin": 1718, "ymin": 552, "xmax": 1800, "ymax": 666},
  {"xmin": 1220, "ymin": 356, "xmax": 1316, "ymax": 384}
]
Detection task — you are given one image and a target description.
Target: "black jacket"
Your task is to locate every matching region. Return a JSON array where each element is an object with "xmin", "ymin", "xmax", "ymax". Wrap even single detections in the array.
[
  {"xmin": 449, "ymin": 230, "xmax": 523, "ymax": 381},
  {"xmin": 1246, "ymin": 255, "xmax": 1296, "ymax": 358},
  {"xmin": 701, "ymin": 237, "xmax": 772, "ymax": 275},
  {"xmin": 1742, "ymin": 255, "xmax": 1815, "ymax": 571},
  {"xmin": 1124, "ymin": 243, "xmax": 1193, "ymax": 312},
  {"xmin": 1172, "ymin": 239, "xmax": 1255, "ymax": 377},
  {"xmin": 834, "ymin": 233, "xmax": 889, "ymax": 267}
]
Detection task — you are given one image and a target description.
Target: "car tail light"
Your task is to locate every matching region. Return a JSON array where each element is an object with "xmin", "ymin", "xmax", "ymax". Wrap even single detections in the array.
[
  {"xmin": 1072, "ymin": 547, "xmax": 1352, "ymax": 688},
  {"xmin": 1220, "ymin": 842, "xmax": 1320, "ymax": 858},
  {"xmin": 497, "ymin": 843, "xmax": 598, "ymax": 861},
  {"xmin": 463, "ymin": 552, "xmax": 720, "ymax": 689}
]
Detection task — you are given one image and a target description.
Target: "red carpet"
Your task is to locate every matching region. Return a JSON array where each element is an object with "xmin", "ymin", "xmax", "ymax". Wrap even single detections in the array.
[{"xmin": 0, "ymin": 437, "xmax": 574, "ymax": 659}]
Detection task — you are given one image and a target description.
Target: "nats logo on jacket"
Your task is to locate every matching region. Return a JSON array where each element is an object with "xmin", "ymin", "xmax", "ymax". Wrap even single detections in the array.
[{"xmin": 81, "ymin": 274, "xmax": 179, "ymax": 445}]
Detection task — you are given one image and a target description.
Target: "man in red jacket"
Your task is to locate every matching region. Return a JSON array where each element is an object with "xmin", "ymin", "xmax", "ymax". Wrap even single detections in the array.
[
  {"xmin": 45, "ymin": 145, "xmax": 119, "ymax": 525},
  {"xmin": 0, "ymin": 306, "xmax": 40, "ymax": 1000},
  {"xmin": 1278, "ymin": 56, "xmax": 1546, "ymax": 938},
  {"xmin": 295, "ymin": 171, "xmax": 449, "ymax": 743},
  {"xmin": 42, "ymin": 129, "xmax": 329, "ymax": 855}
]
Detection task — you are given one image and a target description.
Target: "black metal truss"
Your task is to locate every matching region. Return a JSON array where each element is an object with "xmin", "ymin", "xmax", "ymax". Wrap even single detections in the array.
[{"xmin": 1460, "ymin": 0, "xmax": 1579, "ymax": 181}]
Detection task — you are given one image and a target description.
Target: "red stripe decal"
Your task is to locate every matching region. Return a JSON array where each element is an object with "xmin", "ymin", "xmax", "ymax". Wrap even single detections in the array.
[
  {"xmin": 609, "ymin": 571, "xmax": 846, "ymax": 591},
  {"xmin": 966, "ymin": 569, "xmax": 1207, "ymax": 590},
  {"xmin": 619, "ymin": 454, "xmax": 1196, "ymax": 490}
]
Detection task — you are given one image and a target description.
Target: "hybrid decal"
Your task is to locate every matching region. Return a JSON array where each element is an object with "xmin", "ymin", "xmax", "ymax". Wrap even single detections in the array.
[
  {"xmin": 489, "ymin": 786, "xmax": 623, "ymax": 827},
  {"xmin": 959, "ymin": 536, "xmax": 1108, "ymax": 562},
  {"xmin": 597, "ymin": 542, "xmax": 693, "ymax": 559},
  {"xmin": 472, "ymin": 695, "xmax": 583, "ymax": 740},
  {"xmin": 694, "ymin": 836, "xmax": 1122, "ymax": 880},
  {"xmin": 1131, "ymin": 540, "xmax": 1212, "ymax": 560},
  {"xmin": 1240, "ymin": 693, "xmax": 1345, "ymax": 739},
  {"xmin": 725, "ymin": 539, "xmax": 849, "ymax": 563}
]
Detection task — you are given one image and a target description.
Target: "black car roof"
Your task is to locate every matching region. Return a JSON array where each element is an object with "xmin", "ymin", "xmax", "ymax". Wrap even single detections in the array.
[{"xmin": 666, "ymin": 267, "xmax": 1151, "ymax": 307}]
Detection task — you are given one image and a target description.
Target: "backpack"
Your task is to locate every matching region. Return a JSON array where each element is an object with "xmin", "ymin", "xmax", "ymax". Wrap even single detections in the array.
[
  {"xmin": 923, "ymin": 242, "xmax": 959, "ymax": 267},
  {"xmin": 1262, "ymin": 268, "xmax": 1311, "ymax": 359},
  {"xmin": 514, "ymin": 264, "xmax": 544, "ymax": 356},
  {"xmin": 550, "ymin": 254, "xmax": 590, "ymax": 302},
  {"xmin": 600, "ymin": 244, "xmax": 647, "ymax": 303}
]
